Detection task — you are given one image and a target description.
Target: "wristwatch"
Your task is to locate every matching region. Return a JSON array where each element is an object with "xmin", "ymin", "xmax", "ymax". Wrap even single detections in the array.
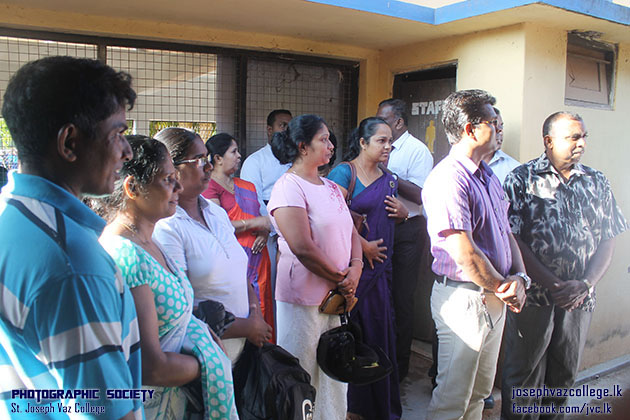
[
  {"xmin": 582, "ymin": 278, "xmax": 595, "ymax": 296},
  {"xmin": 514, "ymin": 272, "xmax": 531, "ymax": 290}
]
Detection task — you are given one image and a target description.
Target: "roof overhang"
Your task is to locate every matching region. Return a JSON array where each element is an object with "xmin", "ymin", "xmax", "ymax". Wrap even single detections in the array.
[{"xmin": 1, "ymin": 0, "xmax": 630, "ymax": 50}]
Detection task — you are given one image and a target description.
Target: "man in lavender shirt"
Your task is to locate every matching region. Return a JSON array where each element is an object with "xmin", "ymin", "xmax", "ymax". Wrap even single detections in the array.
[{"xmin": 422, "ymin": 89, "xmax": 529, "ymax": 420}]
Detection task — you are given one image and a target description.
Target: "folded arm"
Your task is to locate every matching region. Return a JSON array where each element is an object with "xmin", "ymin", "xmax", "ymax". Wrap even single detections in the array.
[
  {"xmin": 273, "ymin": 206, "xmax": 347, "ymax": 283},
  {"xmin": 443, "ymin": 229, "xmax": 526, "ymax": 311}
]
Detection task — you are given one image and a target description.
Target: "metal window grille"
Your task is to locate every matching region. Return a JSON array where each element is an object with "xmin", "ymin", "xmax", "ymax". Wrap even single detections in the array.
[
  {"xmin": 0, "ymin": 30, "xmax": 357, "ymax": 172},
  {"xmin": 0, "ymin": 36, "xmax": 97, "ymax": 170},
  {"xmin": 246, "ymin": 58, "xmax": 356, "ymax": 159}
]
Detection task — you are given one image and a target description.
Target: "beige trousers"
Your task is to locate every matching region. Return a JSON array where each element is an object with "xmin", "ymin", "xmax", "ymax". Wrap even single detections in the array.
[{"xmin": 427, "ymin": 281, "xmax": 506, "ymax": 420}]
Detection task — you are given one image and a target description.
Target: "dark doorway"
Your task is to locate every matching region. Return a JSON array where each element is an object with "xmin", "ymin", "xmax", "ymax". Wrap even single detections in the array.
[
  {"xmin": 393, "ymin": 64, "xmax": 456, "ymax": 166},
  {"xmin": 392, "ymin": 64, "xmax": 456, "ymax": 343}
]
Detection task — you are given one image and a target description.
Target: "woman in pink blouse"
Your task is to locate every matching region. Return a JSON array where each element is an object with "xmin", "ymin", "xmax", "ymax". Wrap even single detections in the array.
[{"xmin": 267, "ymin": 114, "xmax": 363, "ymax": 420}]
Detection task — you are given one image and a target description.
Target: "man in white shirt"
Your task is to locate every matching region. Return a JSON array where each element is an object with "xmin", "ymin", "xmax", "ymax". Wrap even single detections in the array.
[
  {"xmin": 377, "ymin": 98, "xmax": 434, "ymax": 380},
  {"xmin": 240, "ymin": 109, "xmax": 293, "ymax": 309},
  {"xmin": 484, "ymin": 107, "xmax": 520, "ymax": 185},
  {"xmin": 241, "ymin": 109, "xmax": 293, "ymax": 208}
]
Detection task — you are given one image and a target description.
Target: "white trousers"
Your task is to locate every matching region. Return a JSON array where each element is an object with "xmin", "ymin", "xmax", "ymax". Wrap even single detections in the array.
[
  {"xmin": 276, "ymin": 301, "xmax": 347, "ymax": 420},
  {"xmin": 427, "ymin": 281, "xmax": 505, "ymax": 420}
]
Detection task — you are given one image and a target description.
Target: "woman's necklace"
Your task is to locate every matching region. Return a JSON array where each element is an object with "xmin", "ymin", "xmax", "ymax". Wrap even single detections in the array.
[
  {"xmin": 290, "ymin": 167, "xmax": 322, "ymax": 184},
  {"xmin": 356, "ymin": 158, "xmax": 379, "ymax": 185},
  {"xmin": 212, "ymin": 174, "xmax": 234, "ymax": 194},
  {"xmin": 118, "ymin": 220, "xmax": 151, "ymax": 245},
  {"xmin": 117, "ymin": 219, "xmax": 176, "ymax": 274},
  {"xmin": 119, "ymin": 221, "xmax": 138, "ymax": 235}
]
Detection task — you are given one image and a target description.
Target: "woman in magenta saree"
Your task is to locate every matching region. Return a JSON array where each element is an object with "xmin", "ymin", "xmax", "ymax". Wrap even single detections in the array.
[
  {"xmin": 203, "ymin": 133, "xmax": 275, "ymax": 341},
  {"xmin": 328, "ymin": 117, "xmax": 408, "ymax": 420}
]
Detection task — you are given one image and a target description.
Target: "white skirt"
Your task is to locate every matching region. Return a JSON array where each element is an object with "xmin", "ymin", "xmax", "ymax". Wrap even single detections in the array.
[{"xmin": 276, "ymin": 301, "xmax": 347, "ymax": 420}]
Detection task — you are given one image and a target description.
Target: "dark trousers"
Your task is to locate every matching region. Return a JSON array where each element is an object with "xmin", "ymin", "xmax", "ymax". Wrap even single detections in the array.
[
  {"xmin": 501, "ymin": 304, "xmax": 593, "ymax": 420},
  {"xmin": 391, "ymin": 215, "xmax": 424, "ymax": 379}
]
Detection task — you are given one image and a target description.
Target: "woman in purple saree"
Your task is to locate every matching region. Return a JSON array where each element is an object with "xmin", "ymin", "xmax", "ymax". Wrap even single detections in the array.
[{"xmin": 328, "ymin": 117, "xmax": 408, "ymax": 420}]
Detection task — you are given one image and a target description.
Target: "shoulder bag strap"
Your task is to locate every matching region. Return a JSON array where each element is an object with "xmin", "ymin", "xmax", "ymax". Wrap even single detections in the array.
[{"xmin": 343, "ymin": 162, "xmax": 357, "ymax": 205}]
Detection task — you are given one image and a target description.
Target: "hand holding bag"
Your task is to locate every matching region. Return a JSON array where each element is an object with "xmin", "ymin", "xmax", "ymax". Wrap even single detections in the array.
[
  {"xmin": 318, "ymin": 289, "xmax": 358, "ymax": 315},
  {"xmin": 193, "ymin": 299, "xmax": 236, "ymax": 337},
  {"xmin": 317, "ymin": 312, "xmax": 393, "ymax": 385}
]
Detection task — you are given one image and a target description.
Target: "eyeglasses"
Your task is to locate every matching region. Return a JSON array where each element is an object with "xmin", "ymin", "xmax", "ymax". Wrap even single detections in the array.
[
  {"xmin": 474, "ymin": 119, "xmax": 499, "ymax": 128},
  {"xmin": 174, "ymin": 156, "xmax": 210, "ymax": 168}
]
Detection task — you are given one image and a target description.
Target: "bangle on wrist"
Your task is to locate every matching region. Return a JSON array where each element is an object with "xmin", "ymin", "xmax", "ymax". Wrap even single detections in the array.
[{"xmin": 350, "ymin": 257, "xmax": 364, "ymax": 269}]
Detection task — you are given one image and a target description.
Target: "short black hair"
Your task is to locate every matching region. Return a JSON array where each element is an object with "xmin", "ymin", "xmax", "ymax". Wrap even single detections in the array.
[
  {"xmin": 441, "ymin": 89, "xmax": 496, "ymax": 145},
  {"xmin": 542, "ymin": 111, "xmax": 583, "ymax": 137},
  {"xmin": 94, "ymin": 135, "xmax": 169, "ymax": 221},
  {"xmin": 267, "ymin": 109, "xmax": 292, "ymax": 127},
  {"xmin": 378, "ymin": 98, "xmax": 408, "ymax": 126},
  {"xmin": 1, "ymin": 56, "xmax": 136, "ymax": 165},
  {"xmin": 206, "ymin": 132, "xmax": 235, "ymax": 165},
  {"xmin": 344, "ymin": 117, "xmax": 389, "ymax": 161}
]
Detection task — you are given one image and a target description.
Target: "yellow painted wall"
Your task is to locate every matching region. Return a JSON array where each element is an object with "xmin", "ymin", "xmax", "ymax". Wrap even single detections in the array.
[
  {"xmin": 2, "ymin": 3, "xmax": 628, "ymax": 371},
  {"xmin": 377, "ymin": 24, "xmax": 527, "ymax": 159},
  {"xmin": 522, "ymin": 25, "xmax": 630, "ymax": 369},
  {"xmin": 380, "ymin": 22, "xmax": 630, "ymax": 370}
]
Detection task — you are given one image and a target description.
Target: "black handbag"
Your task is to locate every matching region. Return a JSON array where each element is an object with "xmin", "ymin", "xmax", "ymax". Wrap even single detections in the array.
[
  {"xmin": 233, "ymin": 341, "xmax": 316, "ymax": 420},
  {"xmin": 316, "ymin": 312, "xmax": 393, "ymax": 386},
  {"xmin": 193, "ymin": 299, "xmax": 236, "ymax": 337}
]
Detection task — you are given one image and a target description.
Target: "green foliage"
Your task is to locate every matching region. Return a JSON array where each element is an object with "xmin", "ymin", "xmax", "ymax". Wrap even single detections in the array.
[
  {"xmin": 149, "ymin": 121, "xmax": 216, "ymax": 142},
  {"xmin": 0, "ymin": 118, "xmax": 14, "ymax": 149}
]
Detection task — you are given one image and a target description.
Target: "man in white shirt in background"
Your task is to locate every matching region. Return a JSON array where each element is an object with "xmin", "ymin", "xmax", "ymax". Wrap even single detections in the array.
[
  {"xmin": 240, "ymin": 109, "xmax": 293, "ymax": 312},
  {"xmin": 483, "ymin": 107, "xmax": 520, "ymax": 185},
  {"xmin": 376, "ymin": 98, "xmax": 434, "ymax": 380}
]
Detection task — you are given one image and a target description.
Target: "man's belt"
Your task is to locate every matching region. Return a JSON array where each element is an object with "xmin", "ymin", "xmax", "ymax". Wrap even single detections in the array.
[{"xmin": 436, "ymin": 276, "xmax": 484, "ymax": 293}]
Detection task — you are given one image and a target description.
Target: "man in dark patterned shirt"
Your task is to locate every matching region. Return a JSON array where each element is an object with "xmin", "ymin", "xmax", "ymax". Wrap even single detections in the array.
[{"xmin": 501, "ymin": 112, "xmax": 628, "ymax": 419}]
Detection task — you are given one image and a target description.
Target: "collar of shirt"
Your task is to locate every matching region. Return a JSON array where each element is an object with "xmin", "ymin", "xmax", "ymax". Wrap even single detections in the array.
[
  {"xmin": 489, "ymin": 149, "xmax": 508, "ymax": 166},
  {"xmin": 534, "ymin": 152, "xmax": 586, "ymax": 180},
  {"xmin": 449, "ymin": 147, "xmax": 497, "ymax": 188},
  {"xmin": 448, "ymin": 146, "xmax": 484, "ymax": 176},
  {"xmin": 4, "ymin": 171, "xmax": 106, "ymax": 233},
  {"xmin": 391, "ymin": 130, "xmax": 412, "ymax": 152},
  {"xmin": 173, "ymin": 195, "xmax": 213, "ymax": 219}
]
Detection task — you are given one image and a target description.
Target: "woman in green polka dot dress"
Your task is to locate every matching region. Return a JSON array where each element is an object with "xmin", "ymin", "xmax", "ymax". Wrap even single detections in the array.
[{"xmin": 99, "ymin": 135, "xmax": 238, "ymax": 420}]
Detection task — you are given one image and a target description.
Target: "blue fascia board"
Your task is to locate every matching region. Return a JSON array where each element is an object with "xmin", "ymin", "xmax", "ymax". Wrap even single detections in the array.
[
  {"xmin": 306, "ymin": 0, "xmax": 435, "ymax": 22},
  {"xmin": 434, "ymin": 0, "xmax": 539, "ymax": 25},
  {"xmin": 542, "ymin": 0, "xmax": 630, "ymax": 25},
  {"xmin": 305, "ymin": 0, "xmax": 630, "ymax": 26}
]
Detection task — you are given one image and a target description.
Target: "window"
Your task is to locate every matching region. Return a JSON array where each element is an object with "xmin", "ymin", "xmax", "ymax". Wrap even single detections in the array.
[
  {"xmin": 149, "ymin": 121, "xmax": 216, "ymax": 139},
  {"xmin": 0, "ymin": 30, "xmax": 357, "ymax": 164},
  {"xmin": 565, "ymin": 32, "xmax": 616, "ymax": 108}
]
